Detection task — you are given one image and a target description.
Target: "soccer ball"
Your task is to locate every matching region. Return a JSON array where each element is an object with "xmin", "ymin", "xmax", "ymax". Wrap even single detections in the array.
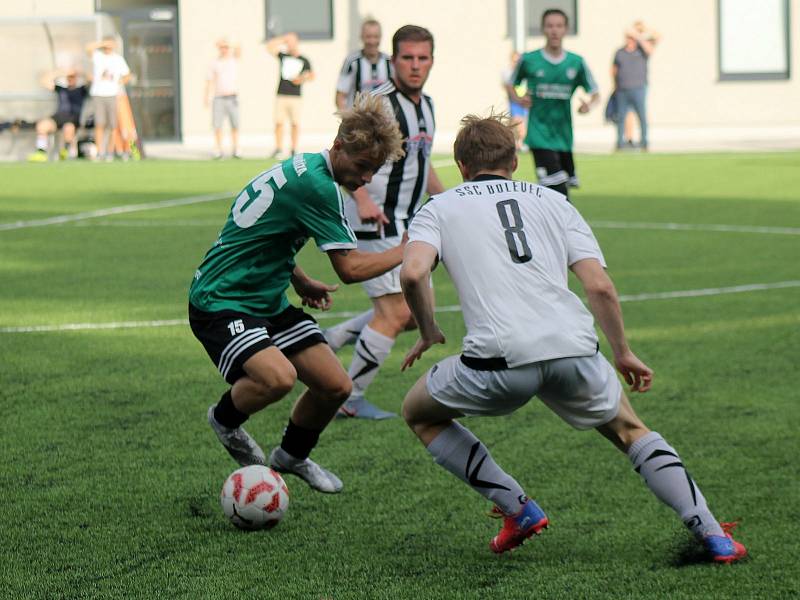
[{"xmin": 220, "ymin": 465, "xmax": 289, "ymax": 530}]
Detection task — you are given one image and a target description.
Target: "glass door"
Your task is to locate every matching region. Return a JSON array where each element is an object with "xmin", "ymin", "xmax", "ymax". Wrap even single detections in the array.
[{"xmin": 120, "ymin": 8, "xmax": 180, "ymax": 140}]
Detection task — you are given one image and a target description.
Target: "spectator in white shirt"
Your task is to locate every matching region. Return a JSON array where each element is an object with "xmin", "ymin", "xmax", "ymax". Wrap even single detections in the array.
[{"xmin": 86, "ymin": 37, "xmax": 131, "ymax": 161}]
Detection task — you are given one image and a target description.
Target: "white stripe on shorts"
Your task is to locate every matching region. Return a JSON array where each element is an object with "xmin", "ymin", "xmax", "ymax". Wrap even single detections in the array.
[
  {"xmin": 218, "ymin": 327, "xmax": 269, "ymax": 378},
  {"xmin": 271, "ymin": 321, "xmax": 321, "ymax": 350}
]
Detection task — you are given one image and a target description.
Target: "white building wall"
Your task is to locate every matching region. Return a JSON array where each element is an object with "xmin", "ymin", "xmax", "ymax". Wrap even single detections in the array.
[{"xmin": 3, "ymin": 0, "xmax": 799, "ymax": 147}]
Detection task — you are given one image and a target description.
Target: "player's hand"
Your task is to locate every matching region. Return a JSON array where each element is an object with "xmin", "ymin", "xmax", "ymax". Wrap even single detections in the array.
[
  {"xmin": 401, "ymin": 327, "xmax": 446, "ymax": 371},
  {"xmin": 357, "ymin": 197, "xmax": 389, "ymax": 228},
  {"xmin": 578, "ymin": 100, "xmax": 591, "ymax": 114},
  {"xmin": 614, "ymin": 350, "xmax": 653, "ymax": 393},
  {"xmin": 292, "ymin": 276, "xmax": 338, "ymax": 311},
  {"xmin": 518, "ymin": 93, "xmax": 533, "ymax": 109}
]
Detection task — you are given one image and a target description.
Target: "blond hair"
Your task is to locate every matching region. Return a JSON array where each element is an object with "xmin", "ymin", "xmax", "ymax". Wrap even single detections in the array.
[
  {"xmin": 453, "ymin": 113, "xmax": 517, "ymax": 176},
  {"xmin": 336, "ymin": 92, "xmax": 405, "ymax": 164}
]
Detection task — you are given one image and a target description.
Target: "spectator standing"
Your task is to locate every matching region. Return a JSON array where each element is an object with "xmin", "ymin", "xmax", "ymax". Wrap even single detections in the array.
[
  {"xmin": 86, "ymin": 37, "xmax": 131, "ymax": 161},
  {"xmin": 27, "ymin": 68, "xmax": 88, "ymax": 162},
  {"xmin": 266, "ymin": 33, "xmax": 314, "ymax": 159},
  {"xmin": 613, "ymin": 22, "xmax": 660, "ymax": 150},
  {"xmin": 205, "ymin": 38, "xmax": 242, "ymax": 159},
  {"xmin": 335, "ymin": 19, "xmax": 392, "ymax": 111}
]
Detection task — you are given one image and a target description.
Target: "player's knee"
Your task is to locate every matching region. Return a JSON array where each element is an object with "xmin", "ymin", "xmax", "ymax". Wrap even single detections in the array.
[
  {"xmin": 317, "ymin": 376, "xmax": 352, "ymax": 406},
  {"xmin": 256, "ymin": 364, "xmax": 296, "ymax": 398}
]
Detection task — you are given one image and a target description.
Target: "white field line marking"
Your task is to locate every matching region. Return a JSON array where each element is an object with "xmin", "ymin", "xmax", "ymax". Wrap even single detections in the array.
[
  {"xmin": 591, "ymin": 220, "xmax": 800, "ymax": 236},
  {"xmin": 0, "ymin": 192, "xmax": 232, "ymax": 232},
  {"xmin": 71, "ymin": 219, "xmax": 223, "ymax": 227},
  {"xmin": 2, "ymin": 280, "xmax": 798, "ymax": 334},
  {"xmin": 64, "ymin": 218, "xmax": 800, "ymax": 236}
]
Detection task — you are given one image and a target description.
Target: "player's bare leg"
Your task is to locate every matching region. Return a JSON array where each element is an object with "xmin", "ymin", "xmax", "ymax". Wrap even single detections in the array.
[
  {"xmin": 337, "ymin": 292, "xmax": 411, "ymax": 419},
  {"xmin": 209, "ymin": 346, "xmax": 296, "ymax": 466},
  {"xmin": 269, "ymin": 343, "xmax": 351, "ymax": 493},
  {"xmin": 402, "ymin": 374, "xmax": 548, "ymax": 553},
  {"xmin": 597, "ymin": 392, "xmax": 747, "ymax": 562}
]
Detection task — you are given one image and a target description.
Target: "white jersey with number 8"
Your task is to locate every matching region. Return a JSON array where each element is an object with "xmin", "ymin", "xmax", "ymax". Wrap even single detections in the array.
[{"xmin": 407, "ymin": 175, "xmax": 606, "ymax": 367}]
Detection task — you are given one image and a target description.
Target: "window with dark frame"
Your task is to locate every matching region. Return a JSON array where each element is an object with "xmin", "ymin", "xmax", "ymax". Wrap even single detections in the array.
[
  {"xmin": 265, "ymin": 0, "xmax": 333, "ymax": 40},
  {"xmin": 718, "ymin": 0, "xmax": 790, "ymax": 80},
  {"xmin": 507, "ymin": 0, "xmax": 578, "ymax": 37}
]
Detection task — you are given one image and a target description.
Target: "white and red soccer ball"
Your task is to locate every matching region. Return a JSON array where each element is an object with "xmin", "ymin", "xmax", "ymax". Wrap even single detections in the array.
[{"xmin": 220, "ymin": 465, "xmax": 289, "ymax": 530}]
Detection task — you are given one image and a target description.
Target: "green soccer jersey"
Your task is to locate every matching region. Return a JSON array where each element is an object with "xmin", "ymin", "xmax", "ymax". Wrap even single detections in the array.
[
  {"xmin": 513, "ymin": 49, "xmax": 598, "ymax": 152},
  {"xmin": 189, "ymin": 151, "xmax": 357, "ymax": 316}
]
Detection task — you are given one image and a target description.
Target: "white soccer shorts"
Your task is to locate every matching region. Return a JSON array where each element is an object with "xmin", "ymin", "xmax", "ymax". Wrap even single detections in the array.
[
  {"xmin": 356, "ymin": 236, "xmax": 404, "ymax": 298},
  {"xmin": 425, "ymin": 351, "xmax": 622, "ymax": 430}
]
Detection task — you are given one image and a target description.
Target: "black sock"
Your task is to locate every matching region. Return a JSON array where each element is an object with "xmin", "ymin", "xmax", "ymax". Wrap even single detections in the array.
[
  {"xmin": 549, "ymin": 182, "xmax": 570, "ymax": 201},
  {"xmin": 280, "ymin": 419, "xmax": 321, "ymax": 460},
  {"xmin": 213, "ymin": 390, "xmax": 248, "ymax": 429}
]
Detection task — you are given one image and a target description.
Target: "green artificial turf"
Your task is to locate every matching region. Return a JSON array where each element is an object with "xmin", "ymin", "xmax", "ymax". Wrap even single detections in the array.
[{"xmin": 1, "ymin": 153, "xmax": 798, "ymax": 599}]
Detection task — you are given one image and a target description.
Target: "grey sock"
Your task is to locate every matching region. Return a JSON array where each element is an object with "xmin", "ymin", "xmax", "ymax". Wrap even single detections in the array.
[
  {"xmin": 427, "ymin": 421, "xmax": 527, "ymax": 515},
  {"xmin": 347, "ymin": 325, "xmax": 393, "ymax": 398},
  {"xmin": 628, "ymin": 431, "xmax": 724, "ymax": 538},
  {"xmin": 324, "ymin": 310, "xmax": 375, "ymax": 352}
]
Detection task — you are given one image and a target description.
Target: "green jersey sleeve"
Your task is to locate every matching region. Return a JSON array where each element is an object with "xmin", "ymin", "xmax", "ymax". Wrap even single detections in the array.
[
  {"xmin": 300, "ymin": 169, "xmax": 358, "ymax": 252},
  {"xmin": 577, "ymin": 58, "xmax": 598, "ymax": 94}
]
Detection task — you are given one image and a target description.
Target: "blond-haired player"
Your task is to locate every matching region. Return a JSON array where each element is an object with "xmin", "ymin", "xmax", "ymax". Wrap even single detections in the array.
[{"xmin": 189, "ymin": 93, "xmax": 404, "ymax": 493}]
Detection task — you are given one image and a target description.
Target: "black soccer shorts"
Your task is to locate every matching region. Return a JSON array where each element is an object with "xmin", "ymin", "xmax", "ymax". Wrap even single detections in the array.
[
  {"xmin": 531, "ymin": 148, "xmax": 576, "ymax": 197},
  {"xmin": 189, "ymin": 303, "xmax": 326, "ymax": 384}
]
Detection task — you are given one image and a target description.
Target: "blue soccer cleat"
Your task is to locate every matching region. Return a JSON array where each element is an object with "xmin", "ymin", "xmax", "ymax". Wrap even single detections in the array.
[
  {"xmin": 703, "ymin": 522, "xmax": 747, "ymax": 564},
  {"xmin": 335, "ymin": 395, "xmax": 396, "ymax": 420}
]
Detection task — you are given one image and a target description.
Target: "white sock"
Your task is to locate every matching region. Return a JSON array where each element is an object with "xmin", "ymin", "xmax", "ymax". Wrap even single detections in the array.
[
  {"xmin": 426, "ymin": 421, "xmax": 527, "ymax": 515},
  {"xmin": 628, "ymin": 431, "xmax": 724, "ymax": 538},
  {"xmin": 36, "ymin": 135, "xmax": 48, "ymax": 151},
  {"xmin": 324, "ymin": 309, "xmax": 374, "ymax": 352},
  {"xmin": 347, "ymin": 325, "xmax": 394, "ymax": 398}
]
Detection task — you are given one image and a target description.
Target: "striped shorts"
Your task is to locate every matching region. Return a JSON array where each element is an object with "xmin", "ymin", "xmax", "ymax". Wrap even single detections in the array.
[{"xmin": 189, "ymin": 303, "xmax": 325, "ymax": 384}]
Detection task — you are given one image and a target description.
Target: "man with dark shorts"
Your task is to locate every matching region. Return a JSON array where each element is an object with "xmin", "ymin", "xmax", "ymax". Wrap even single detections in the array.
[
  {"xmin": 189, "ymin": 93, "xmax": 405, "ymax": 493},
  {"xmin": 512, "ymin": 9, "xmax": 599, "ymax": 200},
  {"xmin": 28, "ymin": 68, "xmax": 88, "ymax": 162}
]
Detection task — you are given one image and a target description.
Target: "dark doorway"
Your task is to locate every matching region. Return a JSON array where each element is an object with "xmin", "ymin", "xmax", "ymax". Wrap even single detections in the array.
[{"xmin": 96, "ymin": 3, "xmax": 181, "ymax": 141}]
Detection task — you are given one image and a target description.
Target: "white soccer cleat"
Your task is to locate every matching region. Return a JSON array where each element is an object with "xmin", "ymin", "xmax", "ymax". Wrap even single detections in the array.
[
  {"xmin": 268, "ymin": 446, "xmax": 343, "ymax": 494},
  {"xmin": 207, "ymin": 406, "xmax": 266, "ymax": 466}
]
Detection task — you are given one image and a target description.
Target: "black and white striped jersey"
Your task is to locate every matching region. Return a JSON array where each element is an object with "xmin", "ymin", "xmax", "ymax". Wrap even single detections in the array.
[
  {"xmin": 336, "ymin": 50, "xmax": 393, "ymax": 108},
  {"xmin": 344, "ymin": 79, "xmax": 436, "ymax": 239}
]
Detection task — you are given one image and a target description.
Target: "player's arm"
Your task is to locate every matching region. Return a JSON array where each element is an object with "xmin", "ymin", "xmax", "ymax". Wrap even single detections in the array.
[
  {"xmin": 350, "ymin": 186, "xmax": 389, "ymax": 226},
  {"xmin": 399, "ymin": 241, "xmax": 445, "ymax": 369},
  {"xmin": 290, "ymin": 266, "xmax": 338, "ymax": 311},
  {"xmin": 578, "ymin": 91, "xmax": 600, "ymax": 114},
  {"xmin": 326, "ymin": 240, "xmax": 405, "ymax": 284},
  {"xmin": 426, "ymin": 166, "xmax": 445, "ymax": 195},
  {"xmin": 570, "ymin": 258, "xmax": 653, "ymax": 392}
]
